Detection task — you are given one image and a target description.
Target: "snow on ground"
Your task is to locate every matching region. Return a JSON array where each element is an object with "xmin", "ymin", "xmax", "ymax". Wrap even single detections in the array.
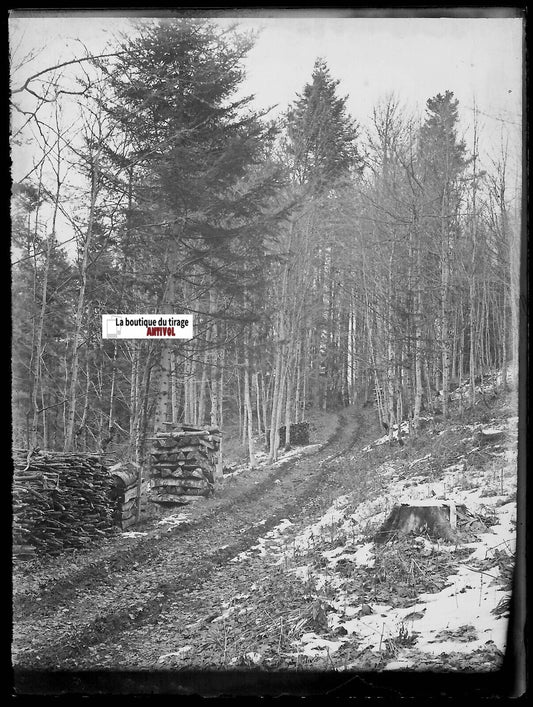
[
  {"xmin": 272, "ymin": 445, "xmax": 322, "ymax": 466},
  {"xmin": 318, "ymin": 556, "xmax": 511, "ymax": 668},
  {"xmin": 289, "ymin": 634, "xmax": 345, "ymax": 659},
  {"xmin": 157, "ymin": 645, "xmax": 192, "ymax": 664},
  {"xmin": 449, "ymin": 371, "xmax": 505, "ymax": 402},
  {"xmin": 121, "ymin": 531, "xmax": 148, "ymax": 538},
  {"xmin": 157, "ymin": 512, "xmax": 191, "ymax": 530},
  {"xmin": 362, "ymin": 418, "xmax": 433, "ymax": 451},
  {"xmin": 361, "ymin": 372, "xmax": 506, "ymax": 454},
  {"xmin": 228, "ymin": 398, "xmax": 517, "ymax": 669},
  {"xmin": 222, "ymin": 443, "xmax": 323, "ymax": 479},
  {"xmin": 230, "ymin": 518, "xmax": 293, "ymax": 563}
]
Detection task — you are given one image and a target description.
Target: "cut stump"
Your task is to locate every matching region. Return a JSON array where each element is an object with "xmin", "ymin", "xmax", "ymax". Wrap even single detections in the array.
[
  {"xmin": 374, "ymin": 501, "xmax": 467, "ymax": 543},
  {"xmin": 478, "ymin": 428, "xmax": 505, "ymax": 446}
]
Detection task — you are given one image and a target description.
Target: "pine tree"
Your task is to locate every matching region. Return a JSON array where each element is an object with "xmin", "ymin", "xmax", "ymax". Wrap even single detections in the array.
[
  {"xmin": 287, "ymin": 58, "xmax": 361, "ymax": 192},
  {"xmin": 418, "ymin": 90, "xmax": 467, "ymax": 192},
  {"xmin": 97, "ymin": 19, "xmax": 285, "ymax": 437}
]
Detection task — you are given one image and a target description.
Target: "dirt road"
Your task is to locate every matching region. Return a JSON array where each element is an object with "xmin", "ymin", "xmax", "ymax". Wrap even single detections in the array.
[{"xmin": 13, "ymin": 405, "xmax": 377, "ymax": 673}]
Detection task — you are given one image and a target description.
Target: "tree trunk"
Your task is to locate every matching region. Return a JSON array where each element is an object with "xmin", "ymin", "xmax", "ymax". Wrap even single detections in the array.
[
  {"xmin": 253, "ymin": 372, "xmax": 262, "ymax": 434},
  {"xmin": 197, "ymin": 342, "xmax": 209, "ymax": 427},
  {"xmin": 79, "ymin": 355, "xmax": 91, "ymax": 451},
  {"xmin": 413, "ymin": 237, "xmax": 423, "ymax": 428},
  {"xmin": 294, "ymin": 345, "xmax": 302, "ymax": 424},
  {"xmin": 260, "ymin": 372, "xmax": 269, "ymax": 448},
  {"xmin": 154, "ymin": 271, "xmax": 175, "ymax": 432},
  {"xmin": 243, "ymin": 344, "xmax": 256, "ymax": 468},
  {"xmin": 107, "ymin": 342, "xmax": 118, "ymax": 435},
  {"xmin": 441, "ymin": 192, "xmax": 451, "ymax": 419},
  {"xmin": 501, "ymin": 287, "xmax": 508, "ymax": 391},
  {"xmin": 284, "ymin": 356, "xmax": 294, "ymax": 450},
  {"xmin": 129, "ymin": 343, "xmax": 137, "ymax": 431},
  {"xmin": 208, "ymin": 290, "xmax": 223, "ymax": 479},
  {"xmin": 135, "ymin": 343, "xmax": 153, "ymax": 466},
  {"xmin": 469, "ymin": 110, "xmax": 479, "ymax": 403},
  {"xmin": 169, "ymin": 351, "xmax": 177, "ymax": 424},
  {"xmin": 64, "ymin": 151, "xmax": 99, "ymax": 451},
  {"xmin": 268, "ymin": 343, "xmax": 283, "ymax": 462},
  {"xmin": 31, "ymin": 234, "xmax": 53, "ymax": 447}
]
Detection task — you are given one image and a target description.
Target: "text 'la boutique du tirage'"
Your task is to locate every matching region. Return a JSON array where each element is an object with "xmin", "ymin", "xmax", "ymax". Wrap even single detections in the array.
[{"xmin": 101, "ymin": 315, "xmax": 193, "ymax": 339}]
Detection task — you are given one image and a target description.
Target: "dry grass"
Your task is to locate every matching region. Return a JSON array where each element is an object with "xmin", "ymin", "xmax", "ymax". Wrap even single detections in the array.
[{"xmin": 178, "ymin": 565, "xmax": 334, "ymax": 669}]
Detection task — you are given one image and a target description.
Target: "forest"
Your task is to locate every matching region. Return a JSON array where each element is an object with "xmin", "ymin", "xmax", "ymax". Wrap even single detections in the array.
[{"xmin": 11, "ymin": 18, "xmax": 521, "ymax": 468}]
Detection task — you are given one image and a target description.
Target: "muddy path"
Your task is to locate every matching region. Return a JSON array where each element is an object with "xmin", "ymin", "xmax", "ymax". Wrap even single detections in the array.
[{"xmin": 13, "ymin": 405, "xmax": 377, "ymax": 670}]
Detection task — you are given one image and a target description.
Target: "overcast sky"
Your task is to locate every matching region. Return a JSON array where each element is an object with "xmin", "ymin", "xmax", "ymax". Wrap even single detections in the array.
[{"xmin": 10, "ymin": 11, "xmax": 523, "ymax": 180}]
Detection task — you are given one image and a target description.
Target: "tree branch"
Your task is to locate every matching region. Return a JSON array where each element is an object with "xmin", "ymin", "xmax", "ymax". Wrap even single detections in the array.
[{"xmin": 12, "ymin": 51, "xmax": 127, "ymax": 95}]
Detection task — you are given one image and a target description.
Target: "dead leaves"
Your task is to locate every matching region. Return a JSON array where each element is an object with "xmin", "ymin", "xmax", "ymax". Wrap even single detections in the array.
[
  {"xmin": 432, "ymin": 624, "xmax": 478, "ymax": 643},
  {"xmin": 491, "ymin": 596, "xmax": 510, "ymax": 617}
]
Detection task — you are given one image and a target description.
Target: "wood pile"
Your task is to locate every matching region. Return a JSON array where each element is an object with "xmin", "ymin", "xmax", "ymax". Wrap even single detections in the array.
[
  {"xmin": 109, "ymin": 462, "xmax": 149, "ymax": 529},
  {"xmin": 148, "ymin": 423, "xmax": 221, "ymax": 504},
  {"xmin": 12, "ymin": 449, "xmax": 116, "ymax": 557},
  {"xmin": 267, "ymin": 421, "xmax": 310, "ymax": 449}
]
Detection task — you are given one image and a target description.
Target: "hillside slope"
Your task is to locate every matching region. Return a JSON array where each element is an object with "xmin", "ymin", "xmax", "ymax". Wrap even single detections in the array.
[{"xmin": 12, "ymin": 378, "xmax": 520, "ymax": 694}]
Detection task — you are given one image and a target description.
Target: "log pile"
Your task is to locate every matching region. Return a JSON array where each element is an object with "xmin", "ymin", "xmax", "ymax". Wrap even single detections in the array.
[
  {"xmin": 148, "ymin": 424, "xmax": 221, "ymax": 504},
  {"xmin": 267, "ymin": 421, "xmax": 310, "ymax": 449},
  {"xmin": 109, "ymin": 462, "xmax": 149, "ymax": 529},
  {"xmin": 13, "ymin": 449, "xmax": 116, "ymax": 557}
]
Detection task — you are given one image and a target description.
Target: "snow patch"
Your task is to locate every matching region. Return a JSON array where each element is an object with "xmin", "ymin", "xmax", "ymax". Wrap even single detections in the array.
[
  {"xmin": 230, "ymin": 518, "xmax": 293, "ymax": 563},
  {"xmin": 223, "ymin": 443, "xmax": 322, "ymax": 478},
  {"xmin": 244, "ymin": 651, "xmax": 262, "ymax": 664},
  {"xmin": 157, "ymin": 513, "xmax": 190, "ymax": 528},
  {"xmin": 157, "ymin": 645, "xmax": 192, "ymax": 663},
  {"xmin": 409, "ymin": 454, "xmax": 432, "ymax": 467},
  {"xmin": 295, "ymin": 633, "xmax": 345, "ymax": 657}
]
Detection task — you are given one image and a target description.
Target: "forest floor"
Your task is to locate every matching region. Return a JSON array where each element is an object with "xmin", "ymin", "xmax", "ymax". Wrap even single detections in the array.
[{"xmin": 12, "ymin": 378, "xmax": 520, "ymax": 696}]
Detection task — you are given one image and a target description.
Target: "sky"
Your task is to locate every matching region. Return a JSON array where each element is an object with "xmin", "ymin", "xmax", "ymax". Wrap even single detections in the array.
[{"xmin": 10, "ymin": 10, "xmax": 523, "ymax": 185}]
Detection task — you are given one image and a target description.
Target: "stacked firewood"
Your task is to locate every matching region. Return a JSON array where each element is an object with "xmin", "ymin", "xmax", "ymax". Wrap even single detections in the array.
[
  {"xmin": 109, "ymin": 463, "xmax": 149, "ymax": 529},
  {"xmin": 12, "ymin": 449, "xmax": 116, "ymax": 557},
  {"xmin": 148, "ymin": 424, "xmax": 221, "ymax": 504},
  {"xmin": 267, "ymin": 421, "xmax": 310, "ymax": 448}
]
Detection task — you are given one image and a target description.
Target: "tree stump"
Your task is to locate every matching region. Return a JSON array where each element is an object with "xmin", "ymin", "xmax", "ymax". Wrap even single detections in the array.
[
  {"xmin": 374, "ymin": 501, "xmax": 467, "ymax": 543},
  {"xmin": 478, "ymin": 428, "xmax": 505, "ymax": 446}
]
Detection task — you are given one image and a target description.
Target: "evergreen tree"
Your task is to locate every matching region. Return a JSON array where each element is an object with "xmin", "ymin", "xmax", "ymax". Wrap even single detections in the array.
[
  {"xmin": 97, "ymin": 19, "xmax": 285, "ymax": 435},
  {"xmin": 418, "ymin": 90, "xmax": 468, "ymax": 190},
  {"xmin": 418, "ymin": 90, "xmax": 468, "ymax": 416},
  {"xmin": 273, "ymin": 60, "xmax": 361, "ymax": 422},
  {"xmin": 99, "ymin": 18, "xmax": 283, "ymax": 293},
  {"xmin": 287, "ymin": 58, "xmax": 361, "ymax": 192}
]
